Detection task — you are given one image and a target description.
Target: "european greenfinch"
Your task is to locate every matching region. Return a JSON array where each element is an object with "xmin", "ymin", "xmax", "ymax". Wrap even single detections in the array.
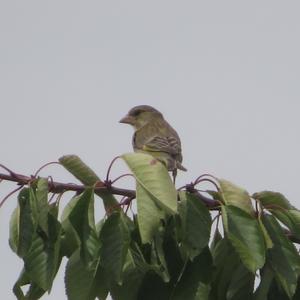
[{"xmin": 120, "ymin": 105, "xmax": 187, "ymax": 181}]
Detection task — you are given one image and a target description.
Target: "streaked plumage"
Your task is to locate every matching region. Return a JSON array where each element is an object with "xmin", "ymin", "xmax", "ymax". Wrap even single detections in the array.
[{"xmin": 119, "ymin": 105, "xmax": 187, "ymax": 181}]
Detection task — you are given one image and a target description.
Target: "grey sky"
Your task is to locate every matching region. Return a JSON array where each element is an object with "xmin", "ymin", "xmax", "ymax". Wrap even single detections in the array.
[{"xmin": 1, "ymin": 1, "xmax": 300, "ymax": 299}]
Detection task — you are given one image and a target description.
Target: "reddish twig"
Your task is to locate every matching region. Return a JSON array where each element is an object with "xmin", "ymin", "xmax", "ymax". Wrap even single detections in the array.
[
  {"xmin": 0, "ymin": 164, "xmax": 18, "ymax": 178},
  {"xmin": 33, "ymin": 161, "xmax": 61, "ymax": 178},
  {"xmin": 105, "ymin": 156, "xmax": 121, "ymax": 182},
  {"xmin": 111, "ymin": 173, "xmax": 134, "ymax": 185},
  {"xmin": 194, "ymin": 173, "xmax": 218, "ymax": 185},
  {"xmin": 0, "ymin": 185, "xmax": 23, "ymax": 208},
  {"xmin": 48, "ymin": 193, "xmax": 57, "ymax": 204},
  {"xmin": 185, "ymin": 183, "xmax": 220, "ymax": 210},
  {"xmin": 194, "ymin": 178, "xmax": 220, "ymax": 191}
]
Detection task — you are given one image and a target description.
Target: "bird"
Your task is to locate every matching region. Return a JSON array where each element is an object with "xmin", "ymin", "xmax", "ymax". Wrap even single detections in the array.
[{"xmin": 119, "ymin": 105, "xmax": 187, "ymax": 182}]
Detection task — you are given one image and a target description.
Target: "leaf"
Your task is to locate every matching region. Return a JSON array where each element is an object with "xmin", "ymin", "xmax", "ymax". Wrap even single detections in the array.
[
  {"xmin": 253, "ymin": 191, "xmax": 294, "ymax": 210},
  {"xmin": 59, "ymin": 154, "xmax": 119, "ymax": 211},
  {"xmin": 178, "ymin": 192, "xmax": 211, "ymax": 259},
  {"xmin": 221, "ymin": 205, "xmax": 266, "ymax": 273},
  {"xmin": 9, "ymin": 206, "xmax": 20, "ymax": 254},
  {"xmin": 288, "ymin": 210, "xmax": 300, "ymax": 238},
  {"xmin": 137, "ymin": 272, "xmax": 172, "ymax": 300},
  {"xmin": 59, "ymin": 155, "xmax": 100, "ymax": 186},
  {"xmin": 210, "ymin": 238, "xmax": 239, "ymax": 299},
  {"xmin": 258, "ymin": 216, "xmax": 274, "ymax": 249},
  {"xmin": 267, "ymin": 279, "xmax": 291, "ymax": 300},
  {"xmin": 100, "ymin": 212, "xmax": 131, "ymax": 284},
  {"xmin": 60, "ymin": 195, "xmax": 81, "ymax": 257},
  {"xmin": 271, "ymin": 209, "xmax": 300, "ymax": 240},
  {"xmin": 253, "ymin": 191, "xmax": 300, "ymax": 239},
  {"xmin": 262, "ymin": 214, "xmax": 300, "ymax": 299},
  {"xmin": 65, "ymin": 250, "xmax": 109, "ymax": 300},
  {"xmin": 110, "ymin": 268, "xmax": 145, "ymax": 300},
  {"xmin": 17, "ymin": 188, "xmax": 35, "ymax": 258},
  {"xmin": 68, "ymin": 189, "xmax": 100, "ymax": 266},
  {"xmin": 210, "ymin": 227, "xmax": 222, "ymax": 253},
  {"xmin": 219, "ymin": 179, "xmax": 254, "ymax": 215},
  {"xmin": 254, "ymin": 264, "xmax": 274, "ymax": 300},
  {"xmin": 150, "ymin": 232, "xmax": 170, "ymax": 282},
  {"xmin": 210, "ymin": 237, "xmax": 254, "ymax": 300},
  {"xmin": 293, "ymin": 279, "xmax": 300, "ymax": 300},
  {"xmin": 36, "ymin": 178, "xmax": 50, "ymax": 235},
  {"xmin": 13, "ymin": 268, "xmax": 46, "ymax": 300},
  {"xmin": 161, "ymin": 221, "xmax": 185, "ymax": 281},
  {"xmin": 226, "ymin": 263, "xmax": 255, "ymax": 300},
  {"xmin": 122, "ymin": 152, "xmax": 177, "ymax": 214},
  {"xmin": 136, "ymin": 182, "xmax": 166, "ymax": 244},
  {"xmin": 172, "ymin": 248, "xmax": 212, "ymax": 300},
  {"xmin": 24, "ymin": 212, "xmax": 62, "ymax": 291}
]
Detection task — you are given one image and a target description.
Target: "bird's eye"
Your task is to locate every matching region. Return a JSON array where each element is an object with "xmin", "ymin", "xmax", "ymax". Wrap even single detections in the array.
[{"xmin": 132, "ymin": 109, "xmax": 143, "ymax": 117}]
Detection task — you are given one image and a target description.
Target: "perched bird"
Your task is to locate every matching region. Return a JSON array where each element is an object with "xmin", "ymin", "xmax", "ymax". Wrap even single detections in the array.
[{"xmin": 119, "ymin": 105, "xmax": 187, "ymax": 182}]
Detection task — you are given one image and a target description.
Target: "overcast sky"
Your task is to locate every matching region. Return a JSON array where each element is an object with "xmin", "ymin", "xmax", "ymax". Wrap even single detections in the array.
[{"xmin": 1, "ymin": 1, "xmax": 300, "ymax": 299}]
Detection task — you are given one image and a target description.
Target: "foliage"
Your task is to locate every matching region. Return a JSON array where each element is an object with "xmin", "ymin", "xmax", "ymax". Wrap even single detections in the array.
[{"xmin": 5, "ymin": 153, "xmax": 300, "ymax": 299}]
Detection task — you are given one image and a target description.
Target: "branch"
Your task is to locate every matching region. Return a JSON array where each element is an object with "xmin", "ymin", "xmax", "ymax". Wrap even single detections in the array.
[
  {"xmin": 1, "ymin": 171, "xmax": 300, "ymax": 245},
  {"xmin": 0, "ymin": 172, "xmax": 136, "ymax": 198},
  {"xmin": 0, "ymin": 171, "xmax": 219, "ymax": 208}
]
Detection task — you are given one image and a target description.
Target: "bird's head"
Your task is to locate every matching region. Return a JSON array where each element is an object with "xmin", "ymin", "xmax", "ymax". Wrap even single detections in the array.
[{"xmin": 119, "ymin": 105, "xmax": 163, "ymax": 129}]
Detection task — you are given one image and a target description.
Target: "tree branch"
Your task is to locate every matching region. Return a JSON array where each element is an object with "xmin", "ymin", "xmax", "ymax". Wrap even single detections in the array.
[
  {"xmin": 0, "ymin": 172, "xmax": 219, "ymax": 208},
  {"xmin": 0, "ymin": 172, "xmax": 136, "ymax": 198},
  {"xmin": 1, "ymin": 171, "xmax": 300, "ymax": 245}
]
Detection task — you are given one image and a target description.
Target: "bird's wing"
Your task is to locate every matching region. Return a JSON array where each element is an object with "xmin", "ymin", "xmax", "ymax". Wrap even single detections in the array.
[{"xmin": 143, "ymin": 135, "xmax": 181, "ymax": 156}]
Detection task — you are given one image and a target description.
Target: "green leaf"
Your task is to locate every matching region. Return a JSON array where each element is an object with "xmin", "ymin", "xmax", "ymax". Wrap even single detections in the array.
[
  {"xmin": 263, "ymin": 215, "xmax": 300, "ymax": 299},
  {"xmin": 100, "ymin": 212, "xmax": 131, "ymax": 284},
  {"xmin": 59, "ymin": 154, "xmax": 119, "ymax": 211},
  {"xmin": 226, "ymin": 263, "xmax": 255, "ymax": 300},
  {"xmin": 222, "ymin": 205, "xmax": 266, "ymax": 273},
  {"xmin": 17, "ymin": 188, "xmax": 35, "ymax": 258},
  {"xmin": 267, "ymin": 279, "xmax": 291, "ymax": 300},
  {"xmin": 13, "ymin": 268, "xmax": 46, "ymax": 300},
  {"xmin": 288, "ymin": 210, "xmax": 300, "ymax": 238},
  {"xmin": 210, "ymin": 238, "xmax": 239, "ymax": 299},
  {"xmin": 178, "ymin": 192, "xmax": 211, "ymax": 259},
  {"xmin": 254, "ymin": 264, "xmax": 274, "ymax": 300},
  {"xmin": 137, "ymin": 272, "xmax": 172, "ymax": 300},
  {"xmin": 253, "ymin": 191, "xmax": 300, "ymax": 239},
  {"xmin": 258, "ymin": 216, "xmax": 274, "ymax": 249},
  {"xmin": 36, "ymin": 178, "xmax": 50, "ymax": 235},
  {"xmin": 172, "ymin": 248, "xmax": 212, "ymax": 300},
  {"xmin": 270, "ymin": 209, "xmax": 300, "ymax": 240},
  {"xmin": 150, "ymin": 231, "xmax": 170, "ymax": 282},
  {"xmin": 219, "ymin": 179, "xmax": 254, "ymax": 215},
  {"xmin": 59, "ymin": 155, "xmax": 100, "ymax": 186},
  {"xmin": 157, "ymin": 218, "xmax": 185, "ymax": 282},
  {"xmin": 9, "ymin": 206, "xmax": 20, "ymax": 254},
  {"xmin": 136, "ymin": 182, "xmax": 166, "ymax": 244},
  {"xmin": 210, "ymin": 227, "xmax": 222, "ymax": 253},
  {"xmin": 61, "ymin": 195, "xmax": 81, "ymax": 257},
  {"xmin": 122, "ymin": 152, "xmax": 177, "ymax": 214},
  {"xmin": 210, "ymin": 238, "xmax": 254, "ymax": 300},
  {"xmin": 24, "ymin": 212, "xmax": 62, "ymax": 291},
  {"xmin": 253, "ymin": 191, "xmax": 294, "ymax": 210},
  {"xmin": 65, "ymin": 250, "xmax": 109, "ymax": 300},
  {"xmin": 68, "ymin": 188, "xmax": 100, "ymax": 266},
  {"xmin": 110, "ymin": 249, "xmax": 146, "ymax": 300},
  {"xmin": 293, "ymin": 279, "xmax": 300, "ymax": 300}
]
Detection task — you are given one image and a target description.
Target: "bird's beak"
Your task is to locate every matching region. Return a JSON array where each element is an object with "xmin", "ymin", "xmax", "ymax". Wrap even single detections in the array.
[{"xmin": 119, "ymin": 114, "xmax": 134, "ymax": 125}]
